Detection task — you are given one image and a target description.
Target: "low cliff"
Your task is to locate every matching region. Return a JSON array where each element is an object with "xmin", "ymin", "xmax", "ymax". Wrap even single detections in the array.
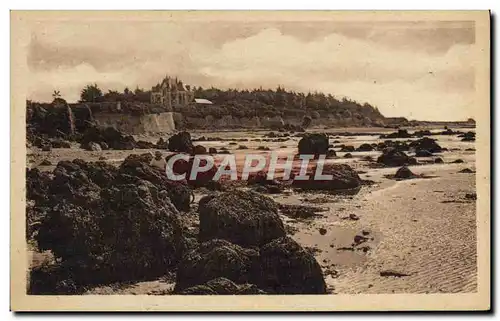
[{"xmin": 173, "ymin": 105, "xmax": 386, "ymax": 130}]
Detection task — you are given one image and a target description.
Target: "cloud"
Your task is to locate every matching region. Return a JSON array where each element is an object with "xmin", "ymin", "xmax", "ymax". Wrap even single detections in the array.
[{"xmin": 26, "ymin": 20, "xmax": 476, "ymax": 120}]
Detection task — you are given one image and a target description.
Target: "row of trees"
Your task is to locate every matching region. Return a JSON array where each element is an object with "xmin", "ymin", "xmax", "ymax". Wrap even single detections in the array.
[
  {"xmin": 49, "ymin": 83, "xmax": 384, "ymax": 122},
  {"xmin": 78, "ymin": 84, "xmax": 151, "ymax": 103}
]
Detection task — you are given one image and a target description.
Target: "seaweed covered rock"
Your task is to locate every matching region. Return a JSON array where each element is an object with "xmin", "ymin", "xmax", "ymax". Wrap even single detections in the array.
[
  {"xmin": 259, "ymin": 236, "xmax": 327, "ymax": 294},
  {"xmin": 168, "ymin": 131, "xmax": 194, "ymax": 153},
  {"xmin": 178, "ymin": 277, "xmax": 266, "ymax": 295},
  {"xmin": 297, "ymin": 133, "xmax": 329, "ymax": 156},
  {"xmin": 377, "ymin": 148, "xmax": 411, "ymax": 167},
  {"xmin": 34, "ymin": 180, "xmax": 187, "ymax": 288},
  {"xmin": 410, "ymin": 137, "xmax": 442, "ymax": 153},
  {"xmin": 292, "ymin": 163, "xmax": 361, "ymax": 192},
  {"xmin": 174, "ymin": 239, "xmax": 261, "ymax": 293},
  {"xmin": 198, "ymin": 190, "xmax": 285, "ymax": 247},
  {"xmin": 26, "ymin": 168, "xmax": 52, "ymax": 204},
  {"xmin": 119, "ymin": 154, "xmax": 193, "ymax": 211}
]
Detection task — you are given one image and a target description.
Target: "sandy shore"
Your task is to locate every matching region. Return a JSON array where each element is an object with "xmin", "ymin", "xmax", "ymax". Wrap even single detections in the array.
[{"xmin": 281, "ymin": 169, "xmax": 476, "ymax": 294}]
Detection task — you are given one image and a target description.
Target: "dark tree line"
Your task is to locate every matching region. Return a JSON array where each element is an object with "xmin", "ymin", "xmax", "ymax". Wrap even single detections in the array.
[{"xmin": 47, "ymin": 83, "xmax": 384, "ymax": 121}]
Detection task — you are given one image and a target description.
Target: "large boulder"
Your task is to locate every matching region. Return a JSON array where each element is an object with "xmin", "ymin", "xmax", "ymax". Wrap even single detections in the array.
[
  {"xmin": 168, "ymin": 131, "xmax": 194, "ymax": 153},
  {"xmin": 119, "ymin": 154, "xmax": 193, "ymax": 211},
  {"xmin": 198, "ymin": 190, "xmax": 285, "ymax": 247},
  {"xmin": 174, "ymin": 239, "xmax": 261, "ymax": 293},
  {"xmin": 35, "ymin": 179, "xmax": 187, "ymax": 288},
  {"xmin": 292, "ymin": 163, "xmax": 361, "ymax": 192},
  {"xmin": 377, "ymin": 147, "xmax": 411, "ymax": 167},
  {"xmin": 259, "ymin": 236, "xmax": 327, "ymax": 294},
  {"xmin": 409, "ymin": 137, "xmax": 442, "ymax": 153},
  {"xmin": 297, "ymin": 133, "xmax": 329, "ymax": 156},
  {"xmin": 26, "ymin": 168, "xmax": 52, "ymax": 204}
]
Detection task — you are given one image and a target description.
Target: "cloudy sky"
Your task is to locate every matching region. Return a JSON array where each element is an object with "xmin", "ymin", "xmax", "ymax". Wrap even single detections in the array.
[{"xmin": 26, "ymin": 18, "xmax": 476, "ymax": 120}]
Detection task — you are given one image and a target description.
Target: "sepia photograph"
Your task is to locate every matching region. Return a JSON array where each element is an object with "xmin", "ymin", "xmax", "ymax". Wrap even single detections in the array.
[{"xmin": 10, "ymin": 10, "xmax": 490, "ymax": 311}]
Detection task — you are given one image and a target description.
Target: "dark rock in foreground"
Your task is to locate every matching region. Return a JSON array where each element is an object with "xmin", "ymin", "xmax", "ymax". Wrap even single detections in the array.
[
  {"xmin": 174, "ymin": 239, "xmax": 261, "ymax": 293},
  {"xmin": 80, "ymin": 126, "xmax": 137, "ymax": 150},
  {"xmin": 259, "ymin": 236, "xmax": 327, "ymax": 294},
  {"xmin": 32, "ymin": 178, "xmax": 187, "ymax": 293},
  {"xmin": 178, "ymin": 277, "xmax": 266, "ymax": 295},
  {"xmin": 410, "ymin": 137, "xmax": 442, "ymax": 154},
  {"xmin": 198, "ymin": 190, "xmax": 285, "ymax": 247}
]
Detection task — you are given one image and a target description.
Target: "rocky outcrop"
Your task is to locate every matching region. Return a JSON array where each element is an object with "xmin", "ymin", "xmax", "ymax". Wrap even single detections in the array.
[
  {"xmin": 198, "ymin": 190, "xmax": 285, "ymax": 247},
  {"xmin": 27, "ymin": 156, "xmax": 198, "ymax": 294},
  {"xmin": 168, "ymin": 131, "xmax": 194, "ymax": 153},
  {"xmin": 409, "ymin": 137, "xmax": 442, "ymax": 153},
  {"xmin": 297, "ymin": 133, "xmax": 329, "ymax": 156},
  {"xmin": 31, "ymin": 176, "xmax": 187, "ymax": 293},
  {"xmin": 79, "ymin": 126, "xmax": 137, "ymax": 150},
  {"xmin": 259, "ymin": 236, "xmax": 327, "ymax": 294},
  {"xmin": 174, "ymin": 239, "xmax": 261, "ymax": 293}
]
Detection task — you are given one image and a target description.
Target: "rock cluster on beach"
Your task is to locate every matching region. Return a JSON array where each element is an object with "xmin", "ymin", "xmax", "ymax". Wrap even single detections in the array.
[
  {"xmin": 27, "ymin": 155, "xmax": 195, "ymax": 294},
  {"xmin": 175, "ymin": 190, "xmax": 327, "ymax": 295}
]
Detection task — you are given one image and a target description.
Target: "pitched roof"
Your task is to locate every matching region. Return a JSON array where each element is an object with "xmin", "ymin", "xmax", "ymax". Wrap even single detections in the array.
[{"xmin": 194, "ymin": 98, "xmax": 213, "ymax": 105}]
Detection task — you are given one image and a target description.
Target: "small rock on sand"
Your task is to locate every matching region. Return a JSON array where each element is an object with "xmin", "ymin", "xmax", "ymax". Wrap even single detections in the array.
[
  {"xmin": 465, "ymin": 193, "xmax": 477, "ymax": 200},
  {"xmin": 380, "ymin": 270, "xmax": 411, "ymax": 277},
  {"xmin": 319, "ymin": 228, "xmax": 327, "ymax": 235}
]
